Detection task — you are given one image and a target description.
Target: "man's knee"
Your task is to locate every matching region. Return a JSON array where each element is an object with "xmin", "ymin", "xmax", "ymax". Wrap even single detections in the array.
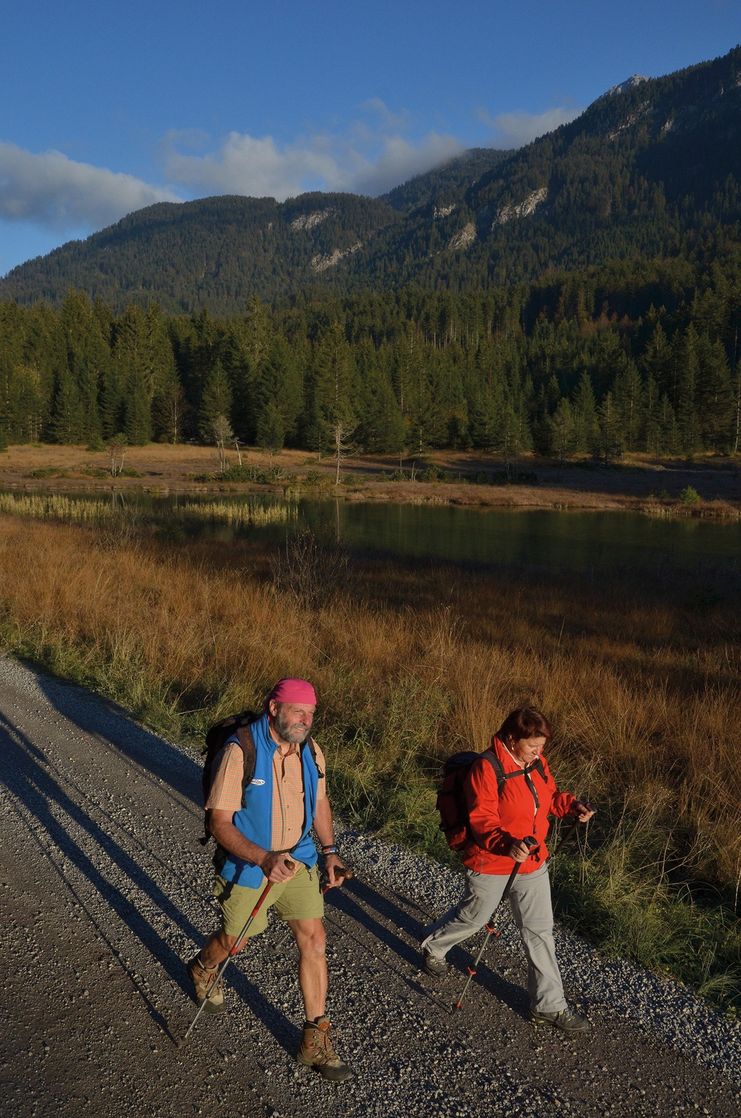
[{"xmin": 293, "ymin": 920, "xmax": 326, "ymax": 959}]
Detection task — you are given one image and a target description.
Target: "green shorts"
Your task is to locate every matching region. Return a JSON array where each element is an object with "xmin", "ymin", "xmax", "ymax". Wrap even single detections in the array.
[{"xmin": 213, "ymin": 864, "xmax": 324, "ymax": 939}]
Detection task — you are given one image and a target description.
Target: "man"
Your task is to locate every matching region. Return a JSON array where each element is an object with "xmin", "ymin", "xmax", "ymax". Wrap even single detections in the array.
[{"xmin": 188, "ymin": 677, "xmax": 352, "ymax": 1082}]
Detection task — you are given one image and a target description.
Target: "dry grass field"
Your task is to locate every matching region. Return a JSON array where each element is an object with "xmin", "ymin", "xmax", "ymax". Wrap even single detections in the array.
[{"xmin": 0, "ymin": 506, "xmax": 738, "ymax": 1006}]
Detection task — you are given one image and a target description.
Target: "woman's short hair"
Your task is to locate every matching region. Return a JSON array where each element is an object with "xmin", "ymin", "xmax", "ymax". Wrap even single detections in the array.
[{"xmin": 497, "ymin": 707, "xmax": 553, "ymax": 744}]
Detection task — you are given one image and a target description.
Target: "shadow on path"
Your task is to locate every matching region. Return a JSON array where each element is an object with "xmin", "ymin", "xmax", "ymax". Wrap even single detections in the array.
[
  {"xmin": 327, "ymin": 876, "xmax": 527, "ymax": 1016},
  {"xmin": 0, "ymin": 709, "xmax": 298, "ymax": 1055}
]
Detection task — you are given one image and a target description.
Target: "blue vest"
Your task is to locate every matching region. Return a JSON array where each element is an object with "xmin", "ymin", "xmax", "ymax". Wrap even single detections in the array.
[{"xmin": 219, "ymin": 713, "xmax": 320, "ymax": 888}]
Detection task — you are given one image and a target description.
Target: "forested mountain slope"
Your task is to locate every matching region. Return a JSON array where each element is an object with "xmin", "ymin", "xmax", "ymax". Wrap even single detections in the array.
[{"xmin": 0, "ymin": 47, "xmax": 737, "ymax": 314}]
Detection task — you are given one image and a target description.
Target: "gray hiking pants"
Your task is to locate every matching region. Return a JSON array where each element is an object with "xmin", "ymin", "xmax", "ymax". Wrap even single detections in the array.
[{"xmin": 421, "ymin": 862, "xmax": 567, "ymax": 1014}]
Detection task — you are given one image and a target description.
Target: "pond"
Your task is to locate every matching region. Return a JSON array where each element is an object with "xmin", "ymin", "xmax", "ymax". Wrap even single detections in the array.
[
  {"xmin": 3, "ymin": 488, "xmax": 739, "ymax": 584},
  {"xmin": 296, "ymin": 500, "xmax": 740, "ymax": 581}
]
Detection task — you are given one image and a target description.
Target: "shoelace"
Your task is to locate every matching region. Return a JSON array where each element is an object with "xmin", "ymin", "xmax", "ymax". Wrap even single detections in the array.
[{"xmin": 193, "ymin": 960, "xmax": 223, "ymax": 993}]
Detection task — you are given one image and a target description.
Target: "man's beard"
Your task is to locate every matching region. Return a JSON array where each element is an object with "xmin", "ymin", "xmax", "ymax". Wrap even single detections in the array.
[{"xmin": 274, "ymin": 709, "xmax": 311, "ymax": 745}]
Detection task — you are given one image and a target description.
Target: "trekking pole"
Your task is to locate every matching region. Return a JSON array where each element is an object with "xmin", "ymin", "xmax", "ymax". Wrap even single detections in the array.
[
  {"xmin": 453, "ymin": 835, "xmax": 538, "ymax": 1011},
  {"xmin": 178, "ymin": 861, "xmax": 291, "ymax": 1047},
  {"xmin": 552, "ymin": 804, "xmax": 596, "ymax": 857},
  {"xmin": 551, "ymin": 816, "xmax": 578, "ymax": 856}
]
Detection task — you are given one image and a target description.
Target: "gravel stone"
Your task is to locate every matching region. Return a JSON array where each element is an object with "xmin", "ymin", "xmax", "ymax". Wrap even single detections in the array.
[{"xmin": 0, "ymin": 655, "xmax": 738, "ymax": 1118}]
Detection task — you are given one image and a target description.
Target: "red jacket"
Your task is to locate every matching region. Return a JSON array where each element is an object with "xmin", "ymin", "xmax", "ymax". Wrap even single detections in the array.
[{"xmin": 462, "ymin": 735, "xmax": 576, "ymax": 875}]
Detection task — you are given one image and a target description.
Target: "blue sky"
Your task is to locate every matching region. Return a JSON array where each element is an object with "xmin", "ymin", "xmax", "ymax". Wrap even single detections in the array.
[{"xmin": 1, "ymin": 0, "xmax": 738, "ymax": 276}]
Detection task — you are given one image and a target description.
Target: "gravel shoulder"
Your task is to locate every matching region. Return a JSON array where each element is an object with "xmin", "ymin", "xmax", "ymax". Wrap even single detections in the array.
[{"xmin": 0, "ymin": 657, "xmax": 738, "ymax": 1118}]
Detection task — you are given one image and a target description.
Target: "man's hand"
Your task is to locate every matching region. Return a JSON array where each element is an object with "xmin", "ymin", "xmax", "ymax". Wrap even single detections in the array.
[
  {"xmin": 571, "ymin": 800, "xmax": 595, "ymax": 823},
  {"xmin": 260, "ymin": 852, "xmax": 298, "ymax": 883},
  {"xmin": 323, "ymin": 853, "xmax": 349, "ymax": 888}
]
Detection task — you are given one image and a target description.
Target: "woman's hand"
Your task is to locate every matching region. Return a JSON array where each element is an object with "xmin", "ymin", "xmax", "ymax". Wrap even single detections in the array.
[
  {"xmin": 507, "ymin": 838, "xmax": 535, "ymax": 863},
  {"xmin": 571, "ymin": 800, "xmax": 595, "ymax": 822}
]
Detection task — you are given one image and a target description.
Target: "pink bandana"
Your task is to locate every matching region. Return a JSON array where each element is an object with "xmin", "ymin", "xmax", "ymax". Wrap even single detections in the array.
[{"xmin": 265, "ymin": 678, "xmax": 317, "ymax": 708}]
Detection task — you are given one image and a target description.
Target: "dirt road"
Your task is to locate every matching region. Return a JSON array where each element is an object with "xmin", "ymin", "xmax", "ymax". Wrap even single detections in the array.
[{"xmin": 0, "ymin": 658, "xmax": 737, "ymax": 1118}]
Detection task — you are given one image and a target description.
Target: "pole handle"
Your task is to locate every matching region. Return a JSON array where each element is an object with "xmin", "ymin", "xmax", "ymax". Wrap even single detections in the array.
[{"xmin": 322, "ymin": 865, "xmax": 354, "ymax": 893}]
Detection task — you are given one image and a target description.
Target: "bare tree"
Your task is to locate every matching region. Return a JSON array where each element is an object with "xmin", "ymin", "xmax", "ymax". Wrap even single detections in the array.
[
  {"xmin": 212, "ymin": 414, "xmax": 233, "ymax": 473},
  {"xmin": 107, "ymin": 434, "xmax": 127, "ymax": 477},
  {"xmin": 333, "ymin": 418, "xmax": 355, "ymax": 486}
]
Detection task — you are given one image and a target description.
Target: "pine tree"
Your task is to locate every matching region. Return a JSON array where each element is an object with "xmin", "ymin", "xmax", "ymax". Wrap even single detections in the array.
[
  {"xmin": 658, "ymin": 394, "xmax": 680, "ymax": 455},
  {"xmin": 548, "ymin": 398, "xmax": 576, "ymax": 462},
  {"xmin": 641, "ymin": 319, "xmax": 673, "ymax": 399},
  {"xmin": 612, "ymin": 360, "xmax": 644, "ymax": 451},
  {"xmin": 124, "ymin": 365, "xmax": 153, "ymax": 444},
  {"xmin": 59, "ymin": 290, "xmax": 108, "ymax": 444},
  {"xmin": 253, "ymin": 339, "xmax": 302, "ymax": 445},
  {"xmin": 255, "ymin": 401, "xmax": 286, "ymax": 452},
  {"xmin": 674, "ymin": 326, "xmax": 701, "ymax": 454},
  {"xmin": 355, "ymin": 348, "xmax": 406, "ymax": 453},
  {"xmin": 643, "ymin": 375, "xmax": 662, "ymax": 455},
  {"xmin": 596, "ymin": 392, "xmax": 624, "ymax": 462},
  {"xmin": 50, "ymin": 367, "xmax": 83, "ymax": 444},
  {"xmin": 305, "ymin": 323, "xmax": 356, "ymax": 452},
  {"xmin": 99, "ymin": 363, "xmax": 125, "ymax": 440},
  {"xmin": 572, "ymin": 373, "xmax": 599, "ymax": 454},
  {"xmin": 696, "ymin": 334, "xmax": 733, "ymax": 451}
]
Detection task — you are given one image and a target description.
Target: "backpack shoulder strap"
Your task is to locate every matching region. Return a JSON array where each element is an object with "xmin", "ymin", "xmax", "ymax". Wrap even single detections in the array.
[
  {"xmin": 480, "ymin": 748, "xmax": 507, "ymax": 795},
  {"xmin": 302, "ymin": 736, "xmax": 324, "ymax": 779},
  {"xmin": 232, "ymin": 723, "xmax": 257, "ymax": 791},
  {"xmin": 532, "ymin": 757, "xmax": 547, "ymax": 782}
]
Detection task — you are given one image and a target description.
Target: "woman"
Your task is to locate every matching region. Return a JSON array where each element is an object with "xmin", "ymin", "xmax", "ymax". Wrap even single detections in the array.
[{"xmin": 421, "ymin": 707, "xmax": 594, "ymax": 1034}]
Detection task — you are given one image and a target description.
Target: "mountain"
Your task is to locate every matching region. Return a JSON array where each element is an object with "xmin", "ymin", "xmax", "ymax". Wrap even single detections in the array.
[
  {"xmin": 0, "ymin": 192, "xmax": 401, "ymax": 311},
  {"xmin": 379, "ymin": 148, "xmax": 513, "ymax": 212},
  {"xmin": 0, "ymin": 47, "xmax": 738, "ymax": 312},
  {"xmin": 345, "ymin": 47, "xmax": 740, "ymax": 290}
]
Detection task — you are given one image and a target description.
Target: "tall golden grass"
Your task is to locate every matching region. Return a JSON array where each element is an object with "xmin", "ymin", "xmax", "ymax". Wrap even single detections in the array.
[
  {"xmin": 0, "ymin": 493, "xmax": 115, "ymax": 521},
  {"xmin": 0, "ymin": 512, "xmax": 738, "ymax": 1003}
]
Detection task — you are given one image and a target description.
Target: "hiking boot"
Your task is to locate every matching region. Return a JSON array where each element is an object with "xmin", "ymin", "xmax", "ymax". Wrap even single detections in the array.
[
  {"xmin": 421, "ymin": 949, "xmax": 448, "ymax": 978},
  {"xmin": 187, "ymin": 954, "xmax": 226, "ymax": 1015},
  {"xmin": 296, "ymin": 1017, "xmax": 353, "ymax": 1082},
  {"xmin": 529, "ymin": 1007, "xmax": 590, "ymax": 1034}
]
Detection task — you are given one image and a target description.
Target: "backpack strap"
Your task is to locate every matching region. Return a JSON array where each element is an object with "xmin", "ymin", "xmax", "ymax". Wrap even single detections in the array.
[
  {"xmin": 482, "ymin": 749, "xmax": 506, "ymax": 795},
  {"xmin": 304, "ymin": 736, "xmax": 324, "ymax": 778},
  {"xmin": 483, "ymin": 749, "xmax": 548, "ymax": 798},
  {"xmin": 232, "ymin": 723, "xmax": 257, "ymax": 792}
]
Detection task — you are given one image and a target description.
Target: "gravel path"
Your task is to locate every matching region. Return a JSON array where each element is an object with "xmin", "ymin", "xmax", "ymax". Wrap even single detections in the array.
[{"xmin": 0, "ymin": 656, "xmax": 738, "ymax": 1118}]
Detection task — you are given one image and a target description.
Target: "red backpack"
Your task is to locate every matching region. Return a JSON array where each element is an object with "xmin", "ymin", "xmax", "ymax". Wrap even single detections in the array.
[{"xmin": 437, "ymin": 749, "xmax": 547, "ymax": 850}]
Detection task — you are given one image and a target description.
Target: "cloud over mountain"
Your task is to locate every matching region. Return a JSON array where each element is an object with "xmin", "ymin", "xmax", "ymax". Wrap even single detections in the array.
[
  {"xmin": 163, "ymin": 110, "xmax": 463, "ymax": 201},
  {"xmin": 477, "ymin": 105, "xmax": 582, "ymax": 146},
  {"xmin": 0, "ymin": 142, "xmax": 178, "ymax": 230}
]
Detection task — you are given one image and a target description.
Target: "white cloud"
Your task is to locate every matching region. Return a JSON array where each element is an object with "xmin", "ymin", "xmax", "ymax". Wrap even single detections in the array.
[
  {"xmin": 162, "ymin": 113, "xmax": 464, "ymax": 201},
  {"xmin": 359, "ymin": 98, "xmax": 412, "ymax": 132},
  {"xmin": 476, "ymin": 105, "xmax": 582, "ymax": 147},
  {"xmin": 350, "ymin": 133, "xmax": 463, "ymax": 196},
  {"xmin": 163, "ymin": 131, "xmax": 343, "ymax": 200},
  {"xmin": 0, "ymin": 142, "xmax": 179, "ymax": 230}
]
